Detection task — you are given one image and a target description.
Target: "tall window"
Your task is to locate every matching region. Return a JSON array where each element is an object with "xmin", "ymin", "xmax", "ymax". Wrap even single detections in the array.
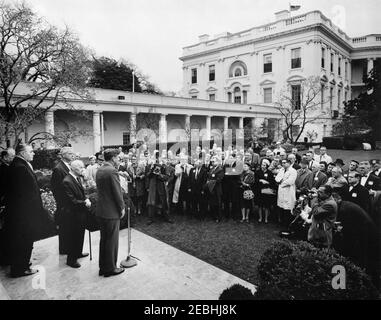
[
  {"xmin": 291, "ymin": 48, "xmax": 301, "ymax": 69},
  {"xmin": 320, "ymin": 84, "xmax": 325, "ymax": 109},
  {"xmin": 264, "ymin": 54, "xmax": 272, "ymax": 73},
  {"xmin": 191, "ymin": 68, "xmax": 197, "ymax": 84},
  {"xmin": 264, "ymin": 88, "xmax": 272, "ymax": 103},
  {"xmin": 337, "ymin": 89, "xmax": 341, "ymax": 108},
  {"xmin": 291, "ymin": 85, "xmax": 301, "ymax": 110},
  {"xmin": 321, "ymin": 47, "xmax": 325, "ymax": 68},
  {"xmin": 209, "ymin": 65, "xmax": 215, "ymax": 81},
  {"xmin": 228, "ymin": 92, "xmax": 232, "ymax": 103},
  {"xmin": 209, "ymin": 93, "xmax": 215, "ymax": 101},
  {"xmin": 345, "ymin": 61, "xmax": 348, "ymax": 79},
  {"xmin": 122, "ymin": 132, "xmax": 130, "ymax": 145},
  {"xmin": 344, "ymin": 91, "xmax": 348, "ymax": 103},
  {"xmin": 338, "ymin": 57, "xmax": 342, "ymax": 76},
  {"xmin": 243, "ymin": 91, "xmax": 247, "ymax": 104},
  {"xmin": 330, "ymin": 53, "xmax": 334, "ymax": 72},
  {"xmin": 330, "ymin": 87, "xmax": 333, "ymax": 110},
  {"xmin": 234, "ymin": 87, "xmax": 241, "ymax": 104}
]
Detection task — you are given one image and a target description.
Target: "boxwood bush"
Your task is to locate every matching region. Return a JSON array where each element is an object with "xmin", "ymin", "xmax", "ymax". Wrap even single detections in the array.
[
  {"xmin": 32, "ymin": 149, "xmax": 60, "ymax": 169},
  {"xmin": 219, "ymin": 284, "xmax": 255, "ymax": 300},
  {"xmin": 254, "ymin": 240, "xmax": 378, "ymax": 300}
]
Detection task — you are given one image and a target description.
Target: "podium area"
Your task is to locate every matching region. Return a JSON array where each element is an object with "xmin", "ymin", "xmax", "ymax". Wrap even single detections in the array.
[{"xmin": 0, "ymin": 229, "xmax": 255, "ymax": 300}]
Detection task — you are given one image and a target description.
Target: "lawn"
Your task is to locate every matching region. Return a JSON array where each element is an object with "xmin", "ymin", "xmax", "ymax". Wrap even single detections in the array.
[
  {"xmin": 133, "ymin": 149, "xmax": 381, "ymax": 285},
  {"xmin": 133, "ymin": 210, "xmax": 281, "ymax": 285}
]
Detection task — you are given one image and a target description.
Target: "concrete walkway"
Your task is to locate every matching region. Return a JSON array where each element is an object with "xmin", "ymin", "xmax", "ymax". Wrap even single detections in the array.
[{"xmin": 0, "ymin": 229, "xmax": 256, "ymax": 300}]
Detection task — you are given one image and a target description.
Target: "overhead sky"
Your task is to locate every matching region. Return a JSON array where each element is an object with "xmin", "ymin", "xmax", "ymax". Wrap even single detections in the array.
[{"xmin": 27, "ymin": 0, "xmax": 381, "ymax": 93}]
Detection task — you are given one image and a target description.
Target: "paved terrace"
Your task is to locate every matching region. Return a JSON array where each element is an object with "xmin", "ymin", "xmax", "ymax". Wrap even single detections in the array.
[{"xmin": 0, "ymin": 229, "xmax": 256, "ymax": 300}]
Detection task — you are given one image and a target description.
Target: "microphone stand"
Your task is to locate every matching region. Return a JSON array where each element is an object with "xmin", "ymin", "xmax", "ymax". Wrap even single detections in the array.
[{"xmin": 120, "ymin": 206, "xmax": 140, "ymax": 268}]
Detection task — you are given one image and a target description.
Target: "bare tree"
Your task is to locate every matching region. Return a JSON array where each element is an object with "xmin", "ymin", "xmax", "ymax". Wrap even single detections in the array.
[
  {"xmin": 0, "ymin": 1, "xmax": 93, "ymax": 147},
  {"xmin": 275, "ymin": 76, "xmax": 329, "ymax": 143}
]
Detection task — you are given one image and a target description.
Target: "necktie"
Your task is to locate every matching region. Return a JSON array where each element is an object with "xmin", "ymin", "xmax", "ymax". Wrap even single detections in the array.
[{"xmin": 77, "ymin": 177, "xmax": 82, "ymax": 187}]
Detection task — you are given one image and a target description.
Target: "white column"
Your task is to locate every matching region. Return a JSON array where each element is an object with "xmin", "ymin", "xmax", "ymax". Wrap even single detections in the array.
[
  {"xmin": 185, "ymin": 114, "xmax": 191, "ymax": 141},
  {"xmin": 44, "ymin": 110, "xmax": 55, "ymax": 149},
  {"xmin": 367, "ymin": 58, "xmax": 374, "ymax": 73},
  {"xmin": 100, "ymin": 112, "xmax": 105, "ymax": 149},
  {"xmin": 93, "ymin": 111, "xmax": 101, "ymax": 153},
  {"xmin": 223, "ymin": 116, "xmax": 229, "ymax": 132},
  {"xmin": 205, "ymin": 115, "xmax": 211, "ymax": 140},
  {"xmin": 238, "ymin": 117, "xmax": 244, "ymax": 129},
  {"xmin": 130, "ymin": 112, "xmax": 137, "ymax": 144},
  {"xmin": 159, "ymin": 113, "xmax": 167, "ymax": 144},
  {"xmin": 45, "ymin": 110, "xmax": 55, "ymax": 136}
]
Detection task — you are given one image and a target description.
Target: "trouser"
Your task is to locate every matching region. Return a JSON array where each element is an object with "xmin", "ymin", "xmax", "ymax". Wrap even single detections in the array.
[
  {"xmin": 192, "ymin": 194, "xmax": 207, "ymax": 219},
  {"xmin": 10, "ymin": 231, "xmax": 34, "ymax": 276},
  {"xmin": 66, "ymin": 213, "xmax": 86, "ymax": 262},
  {"xmin": 56, "ymin": 207, "xmax": 70, "ymax": 254},
  {"xmin": 97, "ymin": 218, "xmax": 120, "ymax": 273},
  {"xmin": 148, "ymin": 204, "xmax": 172, "ymax": 221},
  {"xmin": 0, "ymin": 221, "xmax": 10, "ymax": 265}
]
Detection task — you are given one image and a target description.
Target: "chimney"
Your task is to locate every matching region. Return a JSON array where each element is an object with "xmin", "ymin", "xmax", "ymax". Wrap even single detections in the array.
[
  {"xmin": 275, "ymin": 10, "xmax": 290, "ymax": 21},
  {"xmin": 198, "ymin": 34, "xmax": 210, "ymax": 42}
]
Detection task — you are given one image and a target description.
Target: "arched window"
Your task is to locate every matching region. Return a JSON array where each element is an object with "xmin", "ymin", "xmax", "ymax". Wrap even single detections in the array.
[
  {"xmin": 234, "ymin": 68, "xmax": 242, "ymax": 77},
  {"xmin": 234, "ymin": 87, "xmax": 241, "ymax": 104},
  {"xmin": 229, "ymin": 61, "xmax": 248, "ymax": 78}
]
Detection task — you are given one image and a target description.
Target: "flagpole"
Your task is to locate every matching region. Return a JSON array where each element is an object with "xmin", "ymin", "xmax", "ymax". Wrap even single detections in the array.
[{"xmin": 132, "ymin": 70, "xmax": 135, "ymax": 93}]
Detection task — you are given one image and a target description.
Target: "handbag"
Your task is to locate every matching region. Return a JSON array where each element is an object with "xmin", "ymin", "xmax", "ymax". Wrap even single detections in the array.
[
  {"xmin": 261, "ymin": 188, "xmax": 275, "ymax": 195},
  {"xmin": 243, "ymin": 189, "xmax": 254, "ymax": 200}
]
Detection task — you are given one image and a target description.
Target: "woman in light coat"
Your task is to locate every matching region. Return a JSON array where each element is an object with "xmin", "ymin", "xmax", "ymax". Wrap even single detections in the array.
[{"xmin": 275, "ymin": 159, "xmax": 297, "ymax": 226}]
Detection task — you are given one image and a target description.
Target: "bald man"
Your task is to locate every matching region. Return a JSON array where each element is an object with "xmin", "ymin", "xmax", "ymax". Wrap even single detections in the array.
[{"xmin": 62, "ymin": 160, "xmax": 90, "ymax": 268}]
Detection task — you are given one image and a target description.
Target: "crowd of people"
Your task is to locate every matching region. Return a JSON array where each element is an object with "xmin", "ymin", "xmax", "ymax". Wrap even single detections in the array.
[{"xmin": 0, "ymin": 140, "xmax": 380, "ymax": 287}]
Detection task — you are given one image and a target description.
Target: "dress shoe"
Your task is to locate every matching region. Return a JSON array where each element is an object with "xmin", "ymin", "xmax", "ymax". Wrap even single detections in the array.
[
  {"xmin": 103, "ymin": 268, "xmax": 125, "ymax": 277},
  {"xmin": 77, "ymin": 253, "xmax": 89, "ymax": 259},
  {"xmin": 99, "ymin": 270, "xmax": 105, "ymax": 276},
  {"xmin": 67, "ymin": 260, "xmax": 81, "ymax": 268},
  {"xmin": 11, "ymin": 268, "xmax": 38, "ymax": 278}
]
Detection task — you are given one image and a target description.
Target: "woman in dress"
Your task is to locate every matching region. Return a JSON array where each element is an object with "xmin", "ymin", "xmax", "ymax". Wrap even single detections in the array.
[
  {"xmin": 239, "ymin": 163, "xmax": 255, "ymax": 223},
  {"xmin": 255, "ymin": 159, "xmax": 277, "ymax": 223}
]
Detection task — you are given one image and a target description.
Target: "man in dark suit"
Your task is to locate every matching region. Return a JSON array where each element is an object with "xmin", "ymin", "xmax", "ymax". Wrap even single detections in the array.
[
  {"xmin": 0, "ymin": 148, "xmax": 15, "ymax": 266},
  {"xmin": 6, "ymin": 144, "xmax": 44, "ymax": 277},
  {"xmin": 371, "ymin": 159, "xmax": 381, "ymax": 178},
  {"xmin": 62, "ymin": 160, "xmax": 91, "ymax": 268},
  {"xmin": 307, "ymin": 162, "xmax": 328, "ymax": 190},
  {"xmin": 205, "ymin": 156, "xmax": 224, "ymax": 222},
  {"xmin": 51, "ymin": 147, "xmax": 75, "ymax": 254},
  {"xmin": 359, "ymin": 161, "xmax": 381, "ymax": 191},
  {"xmin": 189, "ymin": 160, "xmax": 207, "ymax": 219},
  {"xmin": 295, "ymin": 159, "xmax": 312, "ymax": 196},
  {"xmin": 344, "ymin": 171, "xmax": 371, "ymax": 213},
  {"xmin": 95, "ymin": 149, "xmax": 125, "ymax": 277}
]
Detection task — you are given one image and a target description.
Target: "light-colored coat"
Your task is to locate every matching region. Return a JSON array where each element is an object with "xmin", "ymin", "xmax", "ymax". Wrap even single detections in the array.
[{"xmin": 275, "ymin": 166, "xmax": 297, "ymax": 210}]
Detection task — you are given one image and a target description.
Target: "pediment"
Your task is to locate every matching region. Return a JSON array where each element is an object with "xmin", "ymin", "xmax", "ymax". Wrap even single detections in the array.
[
  {"xmin": 206, "ymin": 86, "xmax": 217, "ymax": 92},
  {"xmin": 188, "ymin": 88, "xmax": 199, "ymax": 94},
  {"xmin": 259, "ymin": 79, "xmax": 276, "ymax": 86},
  {"xmin": 286, "ymin": 75, "xmax": 306, "ymax": 83}
]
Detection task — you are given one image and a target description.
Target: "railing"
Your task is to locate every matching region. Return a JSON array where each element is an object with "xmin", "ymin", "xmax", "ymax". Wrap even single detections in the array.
[{"xmin": 181, "ymin": 11, "xmax": 380, "ymax": 56}]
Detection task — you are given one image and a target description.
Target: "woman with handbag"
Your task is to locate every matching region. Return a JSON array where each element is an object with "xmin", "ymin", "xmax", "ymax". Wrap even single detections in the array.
[
  {"xmin": 255, "ymin": 159, "xmax": 276, "ymax": 223},
  {"xmin": 239, "ymin": 163, "xmax": 255, "ymax": 223}
]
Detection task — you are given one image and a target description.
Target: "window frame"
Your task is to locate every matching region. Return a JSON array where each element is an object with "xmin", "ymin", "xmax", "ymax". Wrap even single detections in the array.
[
  {"xmin": 209, "ymin": 65, "xmax": 215, "ymax": 82},
  {"xmin": 291, "ymin": 84, "xmax": 301, "ymax": 110},
  {"xmin": 191, "ymin": 68, "xmax": 197, "ymax": 84},
  {"xmin": 291, "ymin": 48, "xmax": 301, "ymax": 69},
  {"xmin": 263, "ymin": 53, "xmax": 273, "ymax": 73},
  {"xmin": 263, "ymin": 87, "xmax": 273, "ymax": 103}
]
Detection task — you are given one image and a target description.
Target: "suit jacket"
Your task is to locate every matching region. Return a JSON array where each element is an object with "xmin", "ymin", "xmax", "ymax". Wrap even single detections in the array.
[
  {"xmin": 0, "ymin": 161, "xmax": 9, "ymax": 205},
  {"xmin": 206, "ymin": 165, "xmax": 224, "ymax": 196},
  {"xmin": 343, "ymin": 183, "xmax": 370, "ymax": 213},
  {"xmin": 307, "ymin": 171, "xmax": 328, "ymax": 189},
  {"xmin": 6, "ymin": 156, "xmax": 44, "ymax": 240},
  {"xmin": 362, "ymin": 174, "xmax": 380, "ymax": 191},
  {"xmin": 189, "ymin": 166, "xmax": 207, "ymax": 196},
  {"xmin": 51, "ymin": 160, "xmax": 70, "ymax": 209},
  {"xmin": 295, "ymin": 168, "xmax": 312, "ymax": 193},
  {"xmin": 95, "ymin": 162, "xmax": 125, "ymax": 219},
  {"xmin": 62, "ymin": 174, "xmax": 88, "ymax": 223}
]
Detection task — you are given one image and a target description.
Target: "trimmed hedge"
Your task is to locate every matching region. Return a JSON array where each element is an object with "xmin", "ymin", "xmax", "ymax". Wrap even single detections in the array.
[
  {"xmin": 322, "ymin": 137, "xmax": 344, "ymax": 149},
  {"xmin": 32, "ymin": 149, "xmax": 60, "ymax": 170},
  {"xmin": 219, "ymin": 284, "xmax": 255, "ymax": 300},
  {"xmin": 254, "ymin": 240, "xmax": 378, "ymax": 300}
]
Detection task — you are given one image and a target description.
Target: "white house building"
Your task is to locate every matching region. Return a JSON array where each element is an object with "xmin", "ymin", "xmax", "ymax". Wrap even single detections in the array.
[{"xmin": 180, "ymin": 9, "xmax": 381, "ymax": 141}]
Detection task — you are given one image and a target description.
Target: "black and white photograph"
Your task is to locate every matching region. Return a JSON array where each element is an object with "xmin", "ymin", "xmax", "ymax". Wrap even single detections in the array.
[{"xmin": 0, "ymin": 0, "xmax": 380, "ymax": 303}]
